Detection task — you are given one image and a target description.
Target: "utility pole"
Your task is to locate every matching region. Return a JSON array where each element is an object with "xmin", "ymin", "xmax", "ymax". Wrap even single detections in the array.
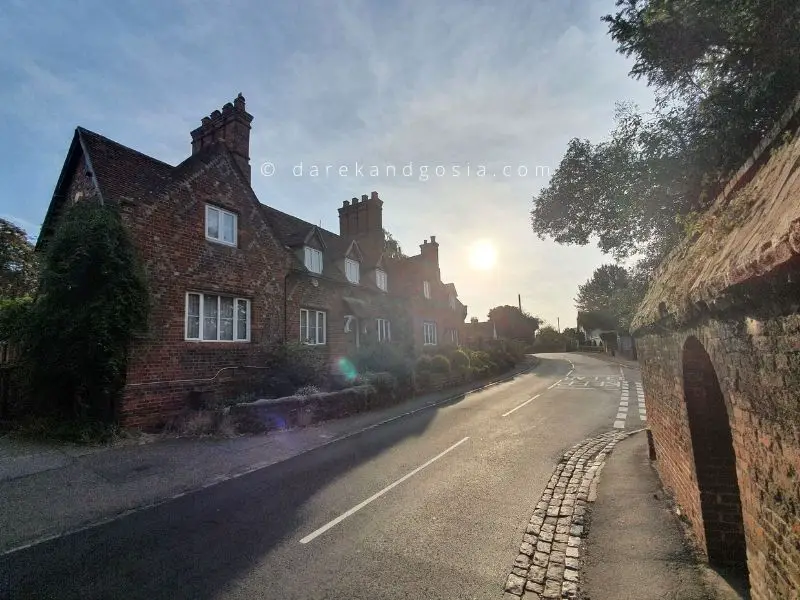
[
  {"xmin": 557, "ymin": 317, "xmax": 560, "ymax": 333},
  {"xmin": 518, "ymin": 294, "xmax": 522, "ymax": 312}
]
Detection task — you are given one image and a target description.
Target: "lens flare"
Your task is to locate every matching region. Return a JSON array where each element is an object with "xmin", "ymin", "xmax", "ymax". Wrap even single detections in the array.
[
  {"xmin": 337, "ymin": 357, "xmax": 359, "ymax": 382},
  {"xmin": 468, "ymin": 239, "xmax": 497, "ymax": 270}
]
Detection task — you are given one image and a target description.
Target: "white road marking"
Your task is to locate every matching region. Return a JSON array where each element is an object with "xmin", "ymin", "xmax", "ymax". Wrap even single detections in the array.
[
  {"xmin": 620, "ymin": 401, "xmax": 629, "ymax": 407},
  {"xmin": 613, "ymin": 420, "xmax": 626, "ymax": 429},
  {"xmin": 547, "ymin": 380, "xmax": 563, "ymax": 389},
  {"xmin": 502, "ymin": 394, "xmax": 542, "ymax": 417},
  {"xmin": 299, "ymin": 437, "xmax": 470, "ymax": 544},
  {"xmin": 616, "ymin": 412, "xmax": 627, "ymax": 419}
]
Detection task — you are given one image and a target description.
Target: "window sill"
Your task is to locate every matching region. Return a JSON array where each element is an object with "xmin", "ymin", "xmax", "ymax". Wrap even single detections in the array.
[
  {"xmin": 185, "ymin": 339, "xmax": 251, "ymax": 344},
  {"xmin": 205, "ymin": 236, "xmax": 238, "ymax": 248}
]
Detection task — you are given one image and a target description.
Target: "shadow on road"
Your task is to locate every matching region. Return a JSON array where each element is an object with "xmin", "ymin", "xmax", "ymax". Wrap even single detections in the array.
[{"xmin": 0, "ymin": 358, "xmax": 553, "ymax": 600}]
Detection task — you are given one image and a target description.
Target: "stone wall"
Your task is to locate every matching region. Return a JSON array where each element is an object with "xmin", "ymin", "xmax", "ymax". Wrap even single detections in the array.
[{"xmin": 637, "ymin": 312, "xmax": 800, "ymax": 599}]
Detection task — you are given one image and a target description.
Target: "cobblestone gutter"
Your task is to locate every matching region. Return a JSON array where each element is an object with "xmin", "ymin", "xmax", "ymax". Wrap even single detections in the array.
[{"xmin": 504, "ymin": 429, "xmax": 641, "ymax": 599}]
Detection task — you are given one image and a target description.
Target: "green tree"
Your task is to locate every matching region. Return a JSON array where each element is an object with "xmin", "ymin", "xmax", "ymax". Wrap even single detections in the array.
[
  {"xmin": 0, "ymin": 219, "xmax": 38, "ymax": 298},
  {"xmin": 533, "ymin": 326, "xmax": 567, "ymax": 352},
  {"xmin": 575, "ymin": 264, "xmax": 648, "ymax": 333},
  {"xmin": 383, "ymin": 229, "xmax": 406, "ymax": 259},
  {"xmin": 532, "ymin": 0, "xmax": 800, "ymax": 266},
  {"xmin": 24, "ymin": 203, "xmax": 149, "ymax": 422},
  {"xmin": 487, "ymin": 305, "xmax": 541, "ymax": 342}
]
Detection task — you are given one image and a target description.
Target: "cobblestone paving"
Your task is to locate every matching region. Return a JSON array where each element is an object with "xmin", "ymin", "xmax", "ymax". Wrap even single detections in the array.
[{"xmin": 503, "ymin": 429, "xmax": 640, "ymax": 599}]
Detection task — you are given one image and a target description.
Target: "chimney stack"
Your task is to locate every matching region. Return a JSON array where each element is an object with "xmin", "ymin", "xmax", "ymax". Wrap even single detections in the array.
[
  {"xmin": 190, "ymin": 93, "xmax": 254, "ymax": 183},
  {"xmin": 420, "ymin": 235, "xmax": 440, "ymax": 279},
  {"xmin": 339, "ymin": 191, "xmax": 384, "ymax": 252}
]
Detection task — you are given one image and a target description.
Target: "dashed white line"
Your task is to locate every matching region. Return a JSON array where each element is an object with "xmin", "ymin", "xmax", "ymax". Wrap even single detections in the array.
[
  {"xmin": 502, "ymin": 394, "xmax": 542, "ymax": 417},
  {"xmin": 547, "ymin": 380, "xmax": 563, "ymax": 390},
  {"xmin": 299, "ymin": 437, "xmax": 470, "ymax": 544}
]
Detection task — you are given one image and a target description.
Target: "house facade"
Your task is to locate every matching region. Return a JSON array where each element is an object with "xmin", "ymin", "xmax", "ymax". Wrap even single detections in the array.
[{"xmin": 38, "ymin": 94, "xmax": 468, "ymax": 428}]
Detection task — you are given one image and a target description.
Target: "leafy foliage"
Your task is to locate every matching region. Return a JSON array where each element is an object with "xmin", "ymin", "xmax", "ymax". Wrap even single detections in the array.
[
  {"xmin": 429, "ymin": 354, "xmax": 451, "ymax": 374},
  {"xmin": 23, "ymin": 203, "xmax": 149, "ymax": 422},
  {"xmin": 487, "ymin": 305, "xmax": 541, "ymax": 342},
  {"xmin": 532, "ymin": 0, "xmax": 800, "ymax": 267},
  {"xmin": 532, "ymin": 326, "xmax": 567, "ymax": 352},
  {"xmin": 0, "ymin": 296, "xmax": 32, "ymax": 342},
  {"xmin": 0, "ymin": 219, "xmax": 38, "ymax": 298},
  {"xmin": 383, "ymin": 229, "xmax": 406, "ymax": 259},
  {"xmin": 575, "ymin": 263, "xmax": 650, "ymax": 332}
]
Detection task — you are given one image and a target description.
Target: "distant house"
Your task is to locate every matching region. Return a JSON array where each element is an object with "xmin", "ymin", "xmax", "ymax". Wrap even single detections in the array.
[
  {"xmin": 461, "ymin": 320, "xmax": 497, "ymax": 349},
  {"xmin": 576, "ymin": 311, "xmax": 617, "ymax": 344},
  {"xmin": 37, "ymin": 94, "xmax": 468, "ymax": 428}
]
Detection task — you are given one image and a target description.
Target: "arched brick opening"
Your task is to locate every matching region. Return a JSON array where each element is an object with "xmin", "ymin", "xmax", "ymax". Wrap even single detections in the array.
[{"xmin": 682, "ymin": 337, "xmax": 748, "ymax": 575}]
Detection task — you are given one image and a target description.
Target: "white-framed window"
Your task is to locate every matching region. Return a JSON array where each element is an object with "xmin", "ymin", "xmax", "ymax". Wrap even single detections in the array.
[
  {"xmin": 345, "ymin": 258, "xmax": 360, "ymax": 284},
  {"xmin": 304, "ymin": 247, "xmax": 323, "ymax": 274},
  {"xmin": 377, "ymin": 318, "xmax": 391, "ymax": 342},
  {"xmin": 449, "ymin": 329, "xmax": 459, "ymax": 345},
  {"xmin": 449, "ymin": 294, "xmax": 457, "ymax": 310},
  {"xmin": 186, "ymin": 293, "xmax": 250, "ymax": 342},
  {"xmin": 423, "ymin": 280, "xmax": 431, "ymax": 299},
  {"xmin": 376, "ymin": 269, "xmax": 388, "ymax": 292},
  {"xmin": 205, "ymin": 205, "xmax": 237, "ymax": 246},
  {"xmin": 423, "ymin": 321, "xmax": 437, "ymax": 345},
  {"xmin": 300, "ymin": 308, "xmax": 326, "ymax": 345}
]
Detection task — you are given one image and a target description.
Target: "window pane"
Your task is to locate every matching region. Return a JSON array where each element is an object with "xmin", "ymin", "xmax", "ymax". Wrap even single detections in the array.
[
  {"xmin": 300, "ymin": 310, "xmax": 308, "ymax": 342},
  {"xmin": 236, "ymin": 300, "xmax": 248, "ymax": 340},
  {"xmin": 203, "ymin": 295, "xmax": 218, "ymax": 340},
  {"xmin": 187, "ymin": 294, "xmax": 200, "ymax": 339},
  {"xmin": 222, "ymin": 213, "xmax": 235, "ymax": 243},
  {"xmin": 317, "ymin": 311, "xmax": 325, "ymax": 344},
  {"xmin": 207, "ymin": 208, "xmax": 219, "ymax": 239},
  {"xmin": 309, "ymin": 312, "xmax": 318, "ymax": 344},
  {"xmin": 220, "ymin": 297, "xmax": 234, "ymax": 340}
]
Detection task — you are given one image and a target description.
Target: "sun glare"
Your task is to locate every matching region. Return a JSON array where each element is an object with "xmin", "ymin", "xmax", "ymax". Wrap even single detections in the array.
[{"xmin": 468, "ymin": 239, "xmax": 497, "ymax": 270}]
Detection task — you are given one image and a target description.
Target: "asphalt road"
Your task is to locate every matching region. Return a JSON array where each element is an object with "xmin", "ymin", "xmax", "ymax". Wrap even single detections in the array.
[{"xmin": 2, "ymin": 353, "xmax": 641, "ymax": 600}]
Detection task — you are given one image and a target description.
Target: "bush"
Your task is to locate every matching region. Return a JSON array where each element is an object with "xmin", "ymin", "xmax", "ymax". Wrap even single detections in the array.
[
  {"xmin": 415, "ymin": 354, "xmax": 433, "ymax": 373},
  {"xmin": 450, "ymin": 349, "xmax": 470, "ymax": 371},
  {"xmin": 0, "ymin": 296, "xmax": 32, "ymax": 342},
  {"xmin": 350, "ymin": 343, "xmax": 413, "ymax": 387},
  {"xmin": 364, "ymin": 371, "xmax": 398, "ymax": 397},
  {"xmin": 429, "ymin": 354, "xmax": 451, "ymax": 374},
  {"xmin": 23, "ymin": 203, "xmax": 149, "ymax": 422}
]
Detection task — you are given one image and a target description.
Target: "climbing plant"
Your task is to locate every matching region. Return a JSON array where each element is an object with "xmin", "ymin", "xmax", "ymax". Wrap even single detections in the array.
[{"xmin": 24, "ymin": 202, "xmax": 149, "ymax": 422}]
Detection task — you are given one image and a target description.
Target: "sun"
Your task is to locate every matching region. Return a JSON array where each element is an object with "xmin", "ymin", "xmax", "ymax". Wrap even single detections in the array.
[{"xmin": 468, "ymin": 239, "xmax": 497, "ymax": 270}]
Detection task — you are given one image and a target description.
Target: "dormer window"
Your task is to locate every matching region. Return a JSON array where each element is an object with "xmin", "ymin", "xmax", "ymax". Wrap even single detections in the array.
[
  {"xmin": 206, "ymin": 205, "xmax": 237, "ymax": 246},
  {"xmin": 376, "ymin": 269, "xmax": 388, "ymax": 291},
  {"xmin": 345, "ymin": 258, "xmax": 360, "ymax": 284},
  {"xmin": 423, "ymin": 280, "xmax": 431, "ymax": 299},
  {"xmin": 304, "ymin": 247, "xmax": 323, "ymax": 274}
]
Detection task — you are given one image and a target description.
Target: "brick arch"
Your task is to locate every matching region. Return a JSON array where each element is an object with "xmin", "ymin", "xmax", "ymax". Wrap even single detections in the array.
[{"xmin": 682, "ymin": 336, "xmax": 748, "ymax": 575}]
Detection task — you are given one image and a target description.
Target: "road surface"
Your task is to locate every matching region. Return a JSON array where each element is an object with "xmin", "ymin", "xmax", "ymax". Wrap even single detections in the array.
[{"xmin": 2, "ymin": 353, "xmax": 643, "ymax": 600}]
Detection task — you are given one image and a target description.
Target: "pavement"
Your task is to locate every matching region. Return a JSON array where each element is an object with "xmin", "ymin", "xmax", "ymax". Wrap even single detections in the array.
[{"xmin": 0, "ymin": 353, "xmax": 734, "ymax": 600}]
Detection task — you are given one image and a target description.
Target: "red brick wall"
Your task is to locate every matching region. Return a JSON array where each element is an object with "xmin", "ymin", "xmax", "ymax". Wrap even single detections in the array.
[
  {"xmin": 117, "ymin": 152, "xmax": 290, "ymax": 428},
  {"xmin": 636, "ymin": 315, "xmax": 800, "ymax": 599}
]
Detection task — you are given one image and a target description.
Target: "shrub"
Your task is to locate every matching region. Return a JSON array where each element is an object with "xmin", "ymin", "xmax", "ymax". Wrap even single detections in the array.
[
  {"xmin": 450, "ymin": 349, "xmax": 470, "ymax": 371},
  {"xmin": 429, "ymin": 354, "xmax": 451, "ymax": 374},
  {"xmin": 415, "ymin": 354, "xmax": 433, "ymax": 373},
  {"xmin": 350, "ymin": 343, "xmax": 413, "ymax": 386},
  {"xmin": 24, "ymin": 203, "xmax": 149, "ymax": 422},
  {"xmin": 364, "ymin": 371, "xmax": 398, "ymax": 397},
  {"xmin": 0, "ymin": 296, "xmax": 32, "ymax": 342}
]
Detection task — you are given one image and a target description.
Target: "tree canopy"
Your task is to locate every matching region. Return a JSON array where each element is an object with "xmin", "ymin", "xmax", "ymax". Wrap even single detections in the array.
[
  {"xmin": 575, "ymin": 264, "xmax": 649, "ymax": 332},
  {"xmin": 487, "ymin": 305, "xmax": 541, "ymax": 342},
  {"xmin": 0, "ymin": 219, "xmax": 38, "ymax": 298},
  {"xmin": 532, "ymin": 0, "xmax": 800, "ymax": 266},
  {"xmin": 383, "ymin": 229, "xmax": 406, "ymax": 259}
]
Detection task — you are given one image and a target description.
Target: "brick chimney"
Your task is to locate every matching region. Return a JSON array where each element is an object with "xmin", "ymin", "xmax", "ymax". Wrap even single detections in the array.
[
  {"xmin": 420, "ymin": 235, "xmax": 440, "ymax": 279},
  {"xmin": 190, "ymin": 93, "xmax": 254, "ymax": 183},
  {"xmin": 339, "ymin": 191, "xmax": 383, "ymax": 254}
]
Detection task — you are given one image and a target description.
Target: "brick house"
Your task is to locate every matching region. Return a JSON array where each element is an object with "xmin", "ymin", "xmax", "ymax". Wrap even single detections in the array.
[
  {"xmin": 631, "ymin": 94, "xmax": 800, "ymax": 598},
  {"xmin": 38, "ymin": 94, "xmax": 467, "ymax": 428}
]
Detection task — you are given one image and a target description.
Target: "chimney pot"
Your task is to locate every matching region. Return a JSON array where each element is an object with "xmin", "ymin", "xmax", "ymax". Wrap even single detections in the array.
[
  {"xmin": 210, "ymin": 109, "xmax": 222, "ymax": 120},
  {"xmin": 430, "ymin": 235, "xmax": 437, "ymax": 244},
  {"xmin": 361, "ymin": 194, "xmax": 368, "ymax": 202},
  {"xmin": 343, "ymin": 200, "xmax": 350, "ymax": 207},
  {"xmin": 353, "ymin": 196, "xmax": 359, "ymax": 204},
  {"xmin": 371, "ymin": 191, "xmax": 379, "ymax": 200}
]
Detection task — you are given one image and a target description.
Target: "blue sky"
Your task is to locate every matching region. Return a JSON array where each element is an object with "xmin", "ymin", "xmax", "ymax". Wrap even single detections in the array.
[{"xmin": 0, "ymin": 0, "xmax": 653, "ymax": 326}]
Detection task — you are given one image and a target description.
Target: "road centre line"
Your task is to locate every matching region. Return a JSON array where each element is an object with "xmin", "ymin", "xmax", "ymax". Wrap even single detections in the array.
[
  {"xmin": 502, "ymin": 394, "xmax": 542, "ymax": 417},
  {"xmin": 299, "ymin": 437, "xmax": 470, "ymax": 544},
  {"xmin": 547, "ymin": 379, "xmax": 563, "ymax": 389}
]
